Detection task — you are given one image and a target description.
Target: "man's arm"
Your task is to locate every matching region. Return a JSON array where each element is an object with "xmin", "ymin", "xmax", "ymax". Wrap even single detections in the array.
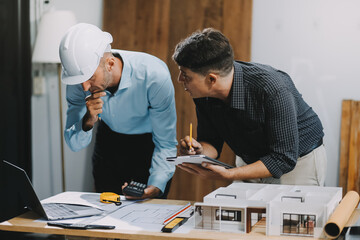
[
  {"xmin": 259, "ymin": 87, "xmax": 299, "ymax": 178},
  {"xmin": 180, "ymin": 88, "xmax": 300, "ymax": 181},
  {"xmin": 64, "ymin": 85, "xmax": 93, "ymax": 152},
  {"xmin": 190, "ymin": 86, "xmax": 299, "ymax": 181},
  {"xmin": 146, "ymin": 68, "xmax": 177, "ymax": 197},
  {"xmin": 228, "ymin": 160, "xmax": 273, "ymax": 179},
  {"xmin": 178, "ymin": 159, "xmax": 272, "ymax": 181},
  {"xmin": 178, "ymin": 134, "xmax": 273, "ymax": 181}
]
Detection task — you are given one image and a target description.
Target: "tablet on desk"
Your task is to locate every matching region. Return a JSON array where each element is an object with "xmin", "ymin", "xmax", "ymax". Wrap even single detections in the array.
[{"xmin": 166, "ymin": 155, "xmax": 234, "ymax": 169}]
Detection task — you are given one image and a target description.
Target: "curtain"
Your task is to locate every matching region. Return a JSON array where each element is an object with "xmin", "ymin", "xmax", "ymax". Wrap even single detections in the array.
[{"xmin": 0, "ymin": 0, "xmax": 32, "ymax": 222}]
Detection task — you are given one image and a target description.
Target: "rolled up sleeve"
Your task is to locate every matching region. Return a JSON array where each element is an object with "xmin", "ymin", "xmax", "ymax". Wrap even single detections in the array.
[{"xmin": 260, "ymin": 88, "xmax": 298, "ymax": 178}]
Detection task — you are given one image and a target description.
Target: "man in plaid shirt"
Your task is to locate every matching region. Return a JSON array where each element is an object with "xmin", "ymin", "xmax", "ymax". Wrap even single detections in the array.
[{"xmin": 173, "ymin": 28, "xmax": 326, "ymax": 186}]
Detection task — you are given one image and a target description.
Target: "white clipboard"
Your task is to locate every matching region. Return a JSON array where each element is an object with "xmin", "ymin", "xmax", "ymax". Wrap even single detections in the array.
[{"xmin": 166, "ymin": 155, "xmax": 234, "ymax": 169}]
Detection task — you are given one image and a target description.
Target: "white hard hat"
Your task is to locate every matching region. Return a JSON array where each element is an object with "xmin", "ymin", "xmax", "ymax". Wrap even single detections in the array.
[{"xmin": 59, "ymin": 23, "xmax": 113, "ymax": 85}]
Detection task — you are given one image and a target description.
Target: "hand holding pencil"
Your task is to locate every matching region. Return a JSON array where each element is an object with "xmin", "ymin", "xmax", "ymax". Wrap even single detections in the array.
[{"xmin": 179, "ymin": 123, "xmax": 203, "ymax": 155}]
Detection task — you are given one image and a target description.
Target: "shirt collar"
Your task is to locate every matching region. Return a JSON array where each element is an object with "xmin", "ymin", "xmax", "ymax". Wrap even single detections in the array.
[
  {"xmin": 230, "ymin": 61, "xmax": 245, "ymax": 110},
  {"xmin": 112, "ymin": 50, "xmax": 132, "ymax": 95}
]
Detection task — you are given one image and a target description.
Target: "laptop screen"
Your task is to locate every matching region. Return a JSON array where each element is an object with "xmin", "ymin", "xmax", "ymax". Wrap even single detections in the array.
[{"xmin": 3, "ymin": 160, "xmax": 47, "ymax": 218}]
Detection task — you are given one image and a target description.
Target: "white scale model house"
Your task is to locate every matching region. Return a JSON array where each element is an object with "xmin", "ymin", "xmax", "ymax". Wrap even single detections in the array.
[{"xmin": 194, "ymin": 182, "xmax": 342, "ymax": 238}]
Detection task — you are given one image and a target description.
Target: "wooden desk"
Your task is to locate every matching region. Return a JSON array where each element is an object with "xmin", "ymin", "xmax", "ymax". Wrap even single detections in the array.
[{"xmin": 1, "ymin": 198, "xmax": 356, "ymax": 240}]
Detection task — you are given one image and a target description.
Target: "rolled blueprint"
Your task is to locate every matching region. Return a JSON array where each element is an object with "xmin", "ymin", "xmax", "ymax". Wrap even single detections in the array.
[{"xmin": 324, "ymin": 191, "xmax": 359, "ymax": 239}]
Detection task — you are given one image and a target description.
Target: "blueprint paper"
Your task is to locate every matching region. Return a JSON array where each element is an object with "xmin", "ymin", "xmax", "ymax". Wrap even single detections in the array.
[
  {"xmin": 41, "ymin": 192, "xmax": 193, "ymax": 233},
  {"xmin": 94, "ymin": 202, "xmax": 193, "ymax": 232}
]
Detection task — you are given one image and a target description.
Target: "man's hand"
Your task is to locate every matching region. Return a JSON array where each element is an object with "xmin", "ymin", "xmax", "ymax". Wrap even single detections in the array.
[
  {"xmin": 179, "ymin": 136, "xmax": 203, "ymax": 155},
  {"xmin": 177, "ymin": 162, "xmax": 233, "ymax": 181},
  {"xmin": 82, "ymin": 91, "xmax": 106, "ymax": 131},
  {"xmin": 121, "ymin": 183, "xmax": 161, "ymax": 200}
]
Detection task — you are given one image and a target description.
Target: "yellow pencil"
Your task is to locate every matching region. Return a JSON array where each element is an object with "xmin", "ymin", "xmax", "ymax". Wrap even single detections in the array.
[{"xmin": 189, "ymin": 123, "xmax": 193, "ymax": 150}]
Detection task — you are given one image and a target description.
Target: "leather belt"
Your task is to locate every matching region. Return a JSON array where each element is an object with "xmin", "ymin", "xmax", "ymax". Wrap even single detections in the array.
[{"xmin": 300, "ymin": 139, "xmax": 323, "ymax": 157}]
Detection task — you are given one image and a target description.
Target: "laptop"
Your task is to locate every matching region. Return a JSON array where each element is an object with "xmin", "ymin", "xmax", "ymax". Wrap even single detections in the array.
[{"xmin": 2, "ymin": 160, "xmax": 104, "ymax": 220}]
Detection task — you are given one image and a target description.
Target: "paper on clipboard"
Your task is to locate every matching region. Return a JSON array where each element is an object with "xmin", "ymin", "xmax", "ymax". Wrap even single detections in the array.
[{"xmin": 166, "ymin": 155, "xmax": 234, "ymax": 169}]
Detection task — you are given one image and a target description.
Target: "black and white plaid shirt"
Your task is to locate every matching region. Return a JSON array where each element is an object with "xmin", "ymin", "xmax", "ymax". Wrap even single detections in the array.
[{"xmin": 194, "ymin": 61, "xmax": 324, "ymax": 178}]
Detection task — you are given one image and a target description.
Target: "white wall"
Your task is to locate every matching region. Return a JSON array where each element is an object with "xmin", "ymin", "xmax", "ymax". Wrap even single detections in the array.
[
  {"xmin": 49, "ymin": 0, "xmax": 103, "ymax": 26},
  {"xmin": 251, "ymin": 0, "xmax": 360, "ymax": 187},
  {"xmin": 31, "ymin": 0, "xmax": 103, "ymax": 200}
]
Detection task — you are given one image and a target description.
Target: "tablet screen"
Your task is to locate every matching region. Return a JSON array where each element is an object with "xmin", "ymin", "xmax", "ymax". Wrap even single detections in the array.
[{"xmin": 166, "ymin": 155, "xmax": 234, "ymax": 169}]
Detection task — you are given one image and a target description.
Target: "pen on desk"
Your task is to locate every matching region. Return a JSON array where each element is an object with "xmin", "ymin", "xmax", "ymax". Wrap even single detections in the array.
[
  {"xmin": 47, "ymin": 222, "xmax": 115, "ymax": 230},
  {"xmin": 163, "ymin": 202, "xmax": 191, "ymax": 225},
  {"xmin": 189, "ymin": 123, "xmax": 193, "ymax": 150}
]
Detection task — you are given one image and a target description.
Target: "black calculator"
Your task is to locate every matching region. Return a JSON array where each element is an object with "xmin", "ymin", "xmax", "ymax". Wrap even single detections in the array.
[{"xmin": 123, "ymin": 181, "xmax": 147, "ymax": 197}]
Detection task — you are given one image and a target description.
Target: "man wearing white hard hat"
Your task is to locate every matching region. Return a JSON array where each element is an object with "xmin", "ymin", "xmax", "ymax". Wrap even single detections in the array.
[{"xmin": 59, "ymin": 23, "xmax": 177, "ymax": 199}]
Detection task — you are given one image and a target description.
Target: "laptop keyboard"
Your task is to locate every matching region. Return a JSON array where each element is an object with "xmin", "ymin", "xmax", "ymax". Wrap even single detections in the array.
[{"xmin": 43, "ymin": 203, "xmax": 79, "ymax": 219}]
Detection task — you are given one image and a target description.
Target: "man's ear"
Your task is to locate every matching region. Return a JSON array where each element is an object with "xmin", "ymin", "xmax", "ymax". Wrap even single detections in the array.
[
  {"xmin": 105, "ymin": 57, "xmax": 115, "ymax": 71},
  {"xmin": 208, "ymin": 73, "xmax": 218, "ymax": 84}
]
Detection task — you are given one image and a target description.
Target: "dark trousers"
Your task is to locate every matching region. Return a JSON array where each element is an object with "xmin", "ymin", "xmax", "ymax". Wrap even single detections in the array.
[{"xmin": 92, "ymin": 121, "xmax": 172, "ymax": 198}]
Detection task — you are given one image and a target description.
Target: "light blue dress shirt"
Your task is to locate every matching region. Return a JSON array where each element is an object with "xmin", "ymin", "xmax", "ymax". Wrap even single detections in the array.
[{"xmin": 64, "ymin": 49, "xmax": 177, "ymax": 193}]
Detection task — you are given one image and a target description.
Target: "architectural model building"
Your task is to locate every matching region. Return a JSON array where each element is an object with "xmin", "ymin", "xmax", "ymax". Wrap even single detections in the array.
[{"xmin": 194, "ymin": 182, "xmax": 342, "ymax": 238}]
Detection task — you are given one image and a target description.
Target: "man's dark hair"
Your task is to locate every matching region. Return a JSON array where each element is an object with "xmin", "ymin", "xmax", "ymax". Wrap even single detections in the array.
[{"xmin": 172, "ymin": 28, "xmax": 234, "ymax": 76}]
